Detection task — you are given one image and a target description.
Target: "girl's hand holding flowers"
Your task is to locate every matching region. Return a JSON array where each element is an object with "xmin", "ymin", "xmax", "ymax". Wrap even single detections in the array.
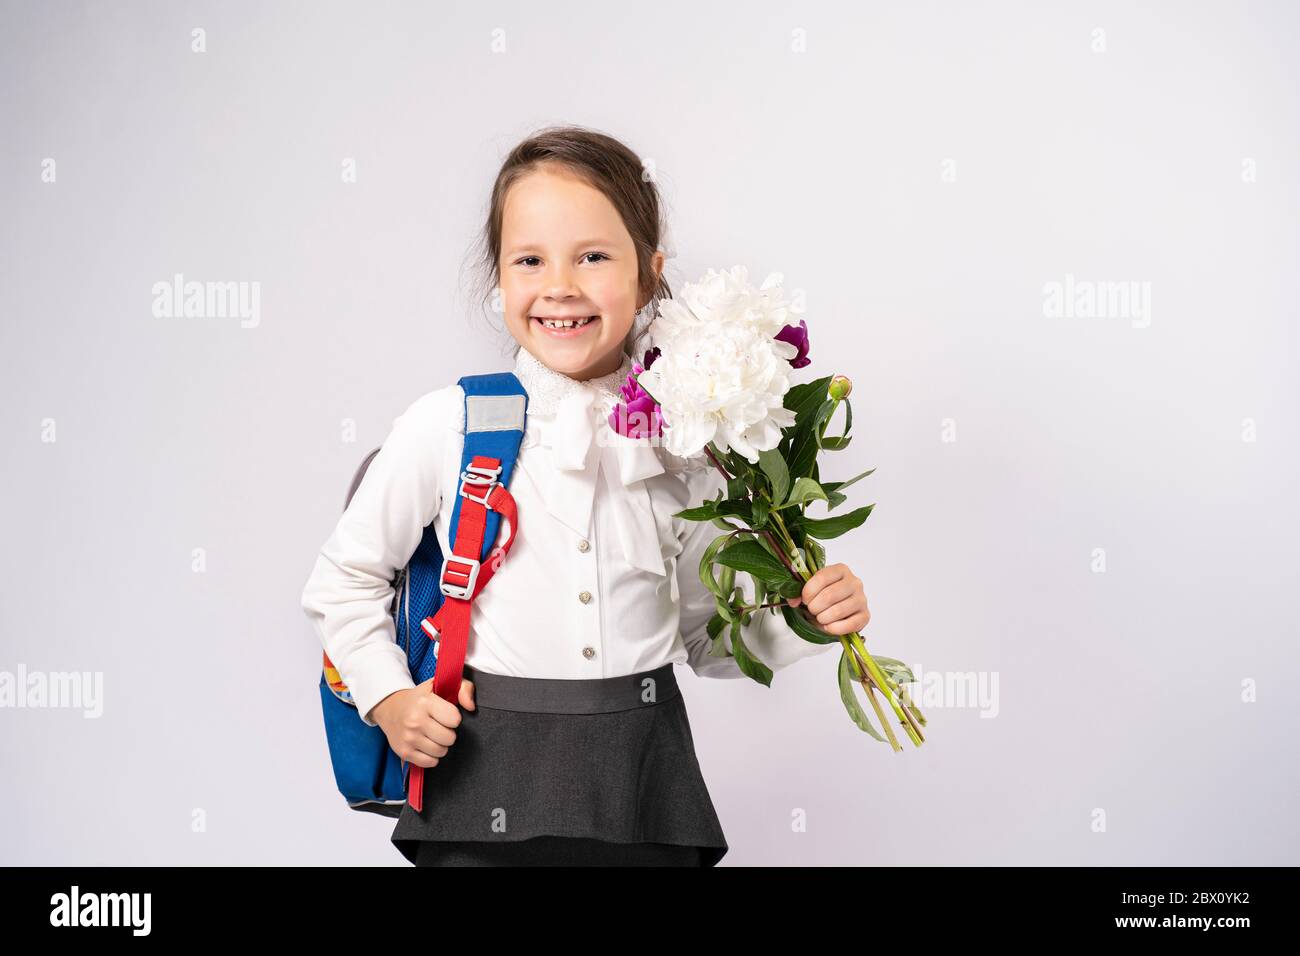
[{"xmin": 787, "ymin": 563, "xmax": 870, "ymax": 637}]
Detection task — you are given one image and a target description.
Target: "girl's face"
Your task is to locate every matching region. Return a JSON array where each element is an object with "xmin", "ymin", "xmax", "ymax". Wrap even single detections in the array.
[{"xmin": 498, "ymin": 164, "xmax": 663, "ymax": 380}]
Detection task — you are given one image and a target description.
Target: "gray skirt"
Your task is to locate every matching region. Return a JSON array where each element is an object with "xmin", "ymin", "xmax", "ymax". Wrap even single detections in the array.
[{"xmin": 389, "ymin": 662, "xmax": 730, "ymax": 867}]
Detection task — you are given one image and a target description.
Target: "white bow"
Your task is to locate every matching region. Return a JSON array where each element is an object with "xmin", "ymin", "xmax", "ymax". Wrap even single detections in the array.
[{"xmin": 526, "ymin": 388, "xmax": 668, "ymax": 577}]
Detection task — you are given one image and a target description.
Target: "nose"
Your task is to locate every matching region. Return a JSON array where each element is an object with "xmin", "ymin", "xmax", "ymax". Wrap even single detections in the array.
[{"xmin": 542, "ymin": 261, "xmax": 580, "ymax": 302}]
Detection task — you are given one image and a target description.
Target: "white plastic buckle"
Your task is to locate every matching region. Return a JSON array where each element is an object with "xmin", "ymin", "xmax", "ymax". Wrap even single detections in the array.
[
  {"xmin": 439, "ymin": 555, "xmax": 481, "ymax": 600},
  {"xmin": 458, "ymin": 463, "xmax": 502, "ymax": 509},
  {"xmin": 420, "ymin": 617, "xmax": 441, "ymax": 657}
]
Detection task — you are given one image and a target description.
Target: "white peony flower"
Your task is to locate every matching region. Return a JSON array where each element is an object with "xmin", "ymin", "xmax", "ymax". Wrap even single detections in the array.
[{"xmin": 638, "ymin": 266, "xmax": 801, "ymax": 463}]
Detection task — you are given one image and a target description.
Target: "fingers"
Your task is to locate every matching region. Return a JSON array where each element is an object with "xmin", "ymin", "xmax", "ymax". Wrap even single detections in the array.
[
  {"xmin": 402, "ymin": 740, "xmax": 445, "ymax": 769},
  {"xmin": 804, "ymin": 579, "xmax": 856, "ymax": 617},
  {"xmin": 393, "ymin": 714, "xmax": 453, "ymax": 767},
  {"xmin": 385, "ymin": 677, "xmax": 476, "ymax": 770},
  {"xmin": 422, "ymin": 692, "xmax": 462, "ymax": 733},
  {"xmin": 800, "ymin": 563, "xmax": 849, "ymax": 603},
  {"xmin": 799, "ymin": 564, "xmax": 870, "ymax": 635},
  {"xmin": 398, "ymin": 712, "xmax": 457, "ymax": 768},
  {"xmin": 810, "ymin": 600, "xmax": 871, "ymax": 635}
]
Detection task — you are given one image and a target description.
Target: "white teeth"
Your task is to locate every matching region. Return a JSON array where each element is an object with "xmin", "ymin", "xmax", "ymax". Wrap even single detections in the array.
[{"xmin": 538, "ymin": 316, "xmax": 595, "ymax": 329}]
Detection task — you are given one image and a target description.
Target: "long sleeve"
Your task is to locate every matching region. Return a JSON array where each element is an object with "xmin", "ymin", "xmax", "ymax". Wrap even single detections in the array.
[
  {"xmin": 300, "ymin": 385, "xmax": 461, "ymax": 727},
  {"xmin": 674, "ymin": 463, "xmax": 839, "ymax": 680}
]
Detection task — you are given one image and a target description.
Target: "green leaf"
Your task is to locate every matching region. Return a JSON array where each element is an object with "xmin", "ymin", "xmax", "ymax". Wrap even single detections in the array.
[
  {"xmin": 751, "ymin": 496, "xmax": 769, "ymax": 530},
  {"xmin": 772, "ymin": 577, "xmax": 804, "ymax": 600},
  {"xmin": 731, "ymin": 623, "xmax": 773, "ymax": 686},
  {"xmin": 781, "ymin": 476, "xmax": 829, "ymax": 510},
  {"xmin": 757, "ymin": 448, "xmax": 790, "ymax": 506},
  {"xmin": 726, "ymin": 476, "xmax": 748, "ymax": 500},
  {"xmin": 823, "ymin": 467, "xmax": 875, "ymax": 494},
  {"xmin": 819, "ymin": 398, "xmax": 854, "ymax": 451},
  {"xmin": 872, "ymin": 655, "xmax": 917, "ymax": 686},
  {"xmin": 802, "ymin": 504, "xmax": 874, "ymax": 540},
  {"xmin": 726, "ymin": 450, "xmax": 755, "ymax": 482},
  {"xmin": 788, "ymin": 399, "xmax": 836, "ymax": 480},
  {"xmin": 715, "ymin": 539, "xmax": 791, "ymax": 585},
  {"xmin": 706, "ymin": 612, "xmax": 726, "ymax": 641},
  {"xmin": 675, "ymin": 503, "xmax": 720, "ymax": 521},
  {"xmin": 781, "ymin": 377, "xmax": 833, "ymax": 464},
  {"xmin": 719, "ymin": 563, "xmax": 736, "ymax": 599},
  {"xmin": 783, "ymin": 377, "xmax": 834, "ymax": 422},
  {"xmin": 825, "ymin": 490, "xmax": 847, "ymax": 510},
  {"xmin": 717, "ymin": 499, "xmax": 753, "ymax": 523},
  {"xmin": 698, "ymin": 534, "xmax": 731, "ymax": 602},
  {"xmin": 804, "ymin": 537, "xmax": 826, "ymax": 571},
  {"xmin": 839, "ymin": 651, "xmax": 886, "ymax": 741},
  {"xmin": 779, "ymin": 602, "xmax": 840, "ymax": 645}
]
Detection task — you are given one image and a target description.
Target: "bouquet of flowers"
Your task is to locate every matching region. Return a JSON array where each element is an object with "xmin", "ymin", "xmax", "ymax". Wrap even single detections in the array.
[{"xmin": 610, "ymin": 266, "xmax": 926, "ymax": 750}]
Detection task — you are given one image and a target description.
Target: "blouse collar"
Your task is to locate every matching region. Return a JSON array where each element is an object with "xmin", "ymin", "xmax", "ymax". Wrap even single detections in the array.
[
  {"xmin": 510, "ymin": 346, "xmax": 669, "ymax": 577},
  {"xmin": 511, "ymin": 347, "xmax": 635, "ymax": 416}
]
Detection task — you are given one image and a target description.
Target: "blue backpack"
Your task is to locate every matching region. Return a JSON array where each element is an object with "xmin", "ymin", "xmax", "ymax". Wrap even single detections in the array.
[{"xmin": 318, "ymin": 372, "xmax": 529, "ymax": 816}]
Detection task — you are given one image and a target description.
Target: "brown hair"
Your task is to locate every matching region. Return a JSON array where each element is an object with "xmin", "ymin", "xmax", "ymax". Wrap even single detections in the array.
[{"xmin": 467, "ymin": 125, "xmax": 672, "ymax": 360}]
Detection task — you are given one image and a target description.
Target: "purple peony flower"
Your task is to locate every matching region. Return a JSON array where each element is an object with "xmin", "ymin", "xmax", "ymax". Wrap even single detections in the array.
[
  {"xmin": 775, "ymin": 320, "xmax": 811, "ymax": 368},
  {"xmin": 609, "ymin": 354, "xmax": 664, "ymax": 439}
]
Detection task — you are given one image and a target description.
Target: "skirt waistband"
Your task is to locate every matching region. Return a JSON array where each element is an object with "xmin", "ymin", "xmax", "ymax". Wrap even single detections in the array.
[{"xmin": 461, "ymin": 663, "xmax": 678, "ymax": 715}]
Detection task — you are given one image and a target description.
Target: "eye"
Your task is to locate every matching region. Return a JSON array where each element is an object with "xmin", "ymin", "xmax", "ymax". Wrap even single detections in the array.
[
  {"xmin": 516, "ymin": 256, "xmax": 542, "ymax": 267},
  {"xmin": 582, "ymin": 252, "xmax": 610, "ymax": 264}
]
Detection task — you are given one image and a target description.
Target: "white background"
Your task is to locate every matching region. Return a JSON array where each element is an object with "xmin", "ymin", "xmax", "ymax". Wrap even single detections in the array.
[{"xmin": 1, "ymin": 0, "xmax": 1296, "ymax": 864}]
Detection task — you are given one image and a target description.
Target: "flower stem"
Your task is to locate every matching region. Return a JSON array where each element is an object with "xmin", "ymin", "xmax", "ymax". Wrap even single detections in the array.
[
  {"xmin": 899, "ymin": 685, "xmax": 927, "ymax": 727},
  {"xmin": 705, "ymin": 440, "xmax": 923, "ymax": 748},
  {"xmin": 861, "ymin": 673, "xmax": 902, "ymax": 750},
  {"xmin": 774, "ymin": 504, "xmax": 922, "ymax": 746},
  {"xmin": 738, "ymin": 600, "xmax": 796, "ymax": 614},
  {"xmin": 704, "ymin": 443, "xmax": 733, "ymax": 481},
  {"xmin": 767, "ymin": 510, "xmax": 808, "ymax": 580},
  {"xmin": 761, "ymin": 530, "xmax": 798, "ymax": 576},
  {"xmin": 848, "ymin": 631, "xmax": 922, "ymax": 746}
]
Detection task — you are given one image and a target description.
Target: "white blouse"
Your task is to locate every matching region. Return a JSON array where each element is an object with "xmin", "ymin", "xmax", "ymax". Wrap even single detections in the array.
[{"xmin": 300, "ymin": 346, "xmax": 836, "ymax": 726}]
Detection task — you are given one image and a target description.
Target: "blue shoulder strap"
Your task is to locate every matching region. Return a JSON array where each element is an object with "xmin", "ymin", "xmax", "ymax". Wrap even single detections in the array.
[
  {"xmin": 400, "ymin": 372, "xmax": 528, "ymax": 685},
  {"xmin": 447, "ymin": 372, "xmax": 529, "ymax": 563}
]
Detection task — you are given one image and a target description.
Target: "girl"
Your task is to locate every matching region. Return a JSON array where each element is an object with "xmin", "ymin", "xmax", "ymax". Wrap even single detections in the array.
[{"xmin": 300, "ymin": 126, "xmax": 872, "ymax": 867}]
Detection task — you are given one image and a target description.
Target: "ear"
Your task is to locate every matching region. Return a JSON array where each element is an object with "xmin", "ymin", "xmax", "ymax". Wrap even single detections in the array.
[{"xmin": 639, "ymin": 251, "xmax": 667, "ymax": 312}]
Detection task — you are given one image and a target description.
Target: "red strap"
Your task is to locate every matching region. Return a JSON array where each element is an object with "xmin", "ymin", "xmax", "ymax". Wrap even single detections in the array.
[{"xmin": 406, "ymin": 454, "xmax": 519, "ymax": 812}]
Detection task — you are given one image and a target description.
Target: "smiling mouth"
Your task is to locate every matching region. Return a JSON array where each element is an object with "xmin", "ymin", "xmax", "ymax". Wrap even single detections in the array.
[{"xmin": 531, "ymin": 315, "xmax": 600, "ymax": 331}]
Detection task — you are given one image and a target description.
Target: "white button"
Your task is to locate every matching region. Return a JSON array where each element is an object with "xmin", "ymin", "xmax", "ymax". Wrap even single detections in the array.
[
  {"xmin": 582, "ymin": 646, "xmax": 596, "ymax": 659},
  {"xmin": 578, "ymin": 591, "xmax": 592, "ymax": 604},
  {"xmin": 577, "ymin": 539, "xmax": 590, "ymax": 553}
]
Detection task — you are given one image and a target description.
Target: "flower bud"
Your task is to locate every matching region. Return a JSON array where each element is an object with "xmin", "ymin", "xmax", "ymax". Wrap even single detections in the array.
[{"xmin": 828, "ymin": 375, "xmax": 853, "ymax": 401}]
